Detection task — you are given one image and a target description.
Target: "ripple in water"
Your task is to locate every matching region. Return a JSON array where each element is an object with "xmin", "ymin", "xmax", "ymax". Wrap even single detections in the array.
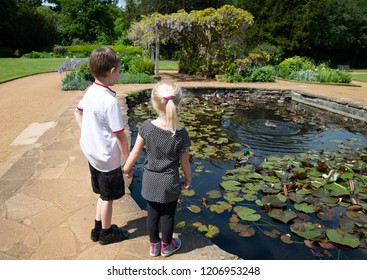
[{"xmin": 221, "ymin": 108, "xmax": 367, "ymax": 156}]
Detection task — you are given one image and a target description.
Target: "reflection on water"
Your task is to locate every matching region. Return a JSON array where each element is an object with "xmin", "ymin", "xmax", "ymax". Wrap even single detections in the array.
[
  {"xmin": 222, "ymin": 107, "xmax": 367, "ymax": 156},
  {"xmin": 127, "ymin": 96, "xmax": 367, "ymax": 260}
]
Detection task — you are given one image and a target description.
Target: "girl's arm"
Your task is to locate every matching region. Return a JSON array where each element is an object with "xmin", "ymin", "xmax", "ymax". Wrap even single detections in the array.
[
  {"xmin": 180, "ymin": 151, "xmax": 192, "ymax": 189},
  {"xmin": 123, "ymin": 134, "xmax": 144, "ymax": 178}
]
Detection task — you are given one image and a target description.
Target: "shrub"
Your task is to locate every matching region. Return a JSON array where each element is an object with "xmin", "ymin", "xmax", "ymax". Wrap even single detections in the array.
[
  {"xmin": 248, "ymin": 66, "xmax": 276, "ymax": 82},
  {"xmin": 53, "ymin": 46, "xmax": 67, "ymax": 55},
  {"xmin": 129, "ymin": 56, "xmax": 155, "ymax": 75},
  {"xmin": 220, "ymin": 73, "xmax": 246, "ymax": 83},
  {"xmin": 317, "ymin": 69, "xmax": 352, "ymax": 83},
  {"xmin": 289, "ymin": 70, "xmax": 319, "ymax": 82},
  {"xmin": 118, "ymin": 73, "xmax": 156, "ymax": 84},
  {"xmin": 23, "ymin": 51, "xmax": 61, "ymax": 58},
  {"xmin": 62, "ymin": 72, "xmax": 90, "ymax": 91},
  {"xmin": 278, "ymin": 56, "xmax": 315, "ymax": 79},
  {"xmin": 120, "ymin": 54, "xmax": 136, "ymax": 72},
  {"xmin": 65, "ymin": 45, "xmax": 141, "ymax": 57},
  {"xmin": 58, "ymin": 59, "xmax": 92, "ymax": 90}
]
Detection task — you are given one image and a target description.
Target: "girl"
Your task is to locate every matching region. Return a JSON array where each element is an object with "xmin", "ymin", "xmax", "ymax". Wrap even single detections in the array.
[{"xmin": 124, "ymin": 81, "xmax": 192, "ymax": 257}]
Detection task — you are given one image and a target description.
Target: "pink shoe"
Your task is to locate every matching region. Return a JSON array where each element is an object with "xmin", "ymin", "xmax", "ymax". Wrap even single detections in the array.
[
  {"xmin": 150, "ymin": 240, "xmax": 161, "ymax": 257},
  {"xmin": 161, "ymin": 238, "xmax": 181, "ymax": 257}
]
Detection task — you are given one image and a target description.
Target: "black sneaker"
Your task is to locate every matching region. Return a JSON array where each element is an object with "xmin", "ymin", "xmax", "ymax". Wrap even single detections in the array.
[
  {"xmin": 91, "ymin": 224, "xmax": 118, "ymax": 242},
  {"xmin": 99, "ymin": 226, "xmax": 129, "ymax": 245}
]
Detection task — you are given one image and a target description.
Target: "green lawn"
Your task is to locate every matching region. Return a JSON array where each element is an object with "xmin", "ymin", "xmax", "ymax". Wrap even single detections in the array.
[
  {"xmin": 0, "ymin": 58, "xmax": 69, "ymax": 83},
  {"xmin": 351, "ymin": 73, "xmax": 367, "ymax": 82},
  {"xmin": 0, "ymin": 58, "xmax": 179, "ymax": 83}
]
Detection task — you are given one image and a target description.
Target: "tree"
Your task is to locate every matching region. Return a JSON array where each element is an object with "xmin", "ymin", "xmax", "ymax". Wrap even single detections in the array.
[
  {"xmin": 0, "ymin": 0, "xmax": 18, "ymax": 55},
  {"xmin": 0, "ymin": 0, "xmax": 60, "ymax": 55},
  {"xmin": 234, "ymin": 0, "xmax": 367, "ymax": 67},
  {"xmin": 56, "ymin": 0, "xmax": 122, "ymax": 45},
  {"xmin": 128, "ymin": 5, "xmax": 254, "ymax": 76}
]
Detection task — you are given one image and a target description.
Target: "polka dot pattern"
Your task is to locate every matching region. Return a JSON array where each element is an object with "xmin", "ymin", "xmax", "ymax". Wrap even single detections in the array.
[{"xmin": 139, "ymin": 120, "xmax": 190, "ymax": 203}]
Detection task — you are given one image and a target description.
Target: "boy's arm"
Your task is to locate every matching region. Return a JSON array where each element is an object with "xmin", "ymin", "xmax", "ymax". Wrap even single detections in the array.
[
  {"xmin": 74, "ymin": 108, "xmax": 83, "ymax": 128},
  {"xmin": 115, "ymin": 130, "xmax": 130, "ymax": 163},
  {"xmin": 180, "ymin": 151, "xmax": 192, "ymax": 189},
  {"xmin": 123, "ymin": 134, "xmax": 144, "ymax": 178}
]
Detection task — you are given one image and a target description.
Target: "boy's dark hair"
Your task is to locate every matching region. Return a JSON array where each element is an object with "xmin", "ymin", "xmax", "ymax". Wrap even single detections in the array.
[{"xmin": 89, "ymin": 46, "xmax": 120, "ymax": 78}]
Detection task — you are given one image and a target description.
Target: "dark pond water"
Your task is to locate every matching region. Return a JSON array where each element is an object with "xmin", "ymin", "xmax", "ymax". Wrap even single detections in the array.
[{"xmin": 126, "ymin": 90, "xmax": 367, "ymax": 260}]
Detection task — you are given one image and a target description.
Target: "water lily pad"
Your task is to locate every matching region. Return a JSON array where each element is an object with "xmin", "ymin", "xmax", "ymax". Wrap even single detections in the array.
[
  {"xmin": 288, "ymin": 193, "xmax": 305, "ymax": 203},
  {"xmin": 220, "ymin": 180, "xmax": 242, "ymax": 191},
  {"xmin": 209, "ymin": 201, "xmax": 232, "ymax": 213},
  {"xmin": 280, "ymin": 234, "xmax": 294, "ymax": 244},
  {"xmin": 261, "ymin": 195, "xmax": 286, "ymax": 208},
  {"xmin": 187, "ymin": 205, "xmax": 201, "ymax": 213},
  {"xmin": 268, "ymin": 209, "xmax": 297, "ymax": 224},
  {"xmin": 326, "ymin": 229, "xmax": 360, "ymax": 248},
  {"xmin": 261, "ymin": 185, "xmax": 281, "ymax": 194},
  {"xmin": 324, "ymin": 183, "xmax": 350, "ymax": 197},
  {"xmin": 294, "ymin": 202, "xmax": 315, "ymax": 213},
  {"xmin": 205, "ymin": 225, "xmax": 220, "ymax": 238},
  {"xmin": 274, "ymin": 170, "xmax": 290, "ymax": 180},
  {"xmin": 206, "ymin": 190, "xmax": 222, "ymax": 199},
  {"xmin": 290, "ymin": 222, "xmax": 323, "ymax": 240},
  {"xmin": 234, "ymin": 206, "xmax": 261, "ymax": 222},
  {"xmin": 181, "ymin": 189, "xmax": 195, "ymax": 197},
  {"xmin": 224, "ymin": 192, "xmax": 245, "ymax": 203},
  {"xmin": 175, "ymin": 221, "xmax": 186, "ymax": 229},
  {"xmin": 310, "ymin": 180, "xmax": 326, "ymax": 188},
  {"xmin": 264, "ymin": 229, "xmax": 281, "ymax": 238},
  {"xmin": 229, "ymin": 222, "xmax": 255, "ymax": 237}
]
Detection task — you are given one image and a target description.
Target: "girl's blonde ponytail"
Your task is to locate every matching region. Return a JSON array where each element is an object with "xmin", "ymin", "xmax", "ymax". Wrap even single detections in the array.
[{"xmin": 151, "ymin": 82, "xmax": 182, "ymax": 134}]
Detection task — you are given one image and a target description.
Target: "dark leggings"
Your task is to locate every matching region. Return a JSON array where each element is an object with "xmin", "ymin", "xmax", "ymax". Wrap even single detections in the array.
[{"xmin": 146, "ymin": 200, "xmax": 178, "ymax": 244}]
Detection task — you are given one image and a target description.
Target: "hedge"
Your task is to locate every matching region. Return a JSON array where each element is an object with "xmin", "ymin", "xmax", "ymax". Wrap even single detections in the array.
[{"xmin": 65, "ymin": 45, "xmax": 142, "ymax": 57}]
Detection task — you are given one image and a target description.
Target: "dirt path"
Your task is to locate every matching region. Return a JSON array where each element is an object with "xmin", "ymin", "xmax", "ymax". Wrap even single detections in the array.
[{"xmin": 0, "ymin": 73, "xmax": 81, "ymax": 172}]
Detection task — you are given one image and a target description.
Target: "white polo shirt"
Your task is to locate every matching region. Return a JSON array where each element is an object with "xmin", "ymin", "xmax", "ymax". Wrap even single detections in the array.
[{"xmin": 77, "ymin": 82, "xmax": 124, "ymax": 172}]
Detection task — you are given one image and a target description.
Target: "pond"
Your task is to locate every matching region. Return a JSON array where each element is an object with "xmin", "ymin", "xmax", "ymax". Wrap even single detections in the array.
[{"xmin": 125, "ymin": 88, "xmax": 367, "ymax": 260}]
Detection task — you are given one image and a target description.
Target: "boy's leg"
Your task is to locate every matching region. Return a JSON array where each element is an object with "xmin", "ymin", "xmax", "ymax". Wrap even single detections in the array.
[{"xmin": 96, "ymin": 198, "xmax": 113, "ymax": 230}]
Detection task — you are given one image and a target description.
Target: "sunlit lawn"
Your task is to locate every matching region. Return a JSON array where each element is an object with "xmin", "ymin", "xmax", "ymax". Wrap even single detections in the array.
[
  {"xmin": 0, "ymin": 58, "xmax": 68, "ymax": 83},
  {"xmin": 0, "ymin": 58, "xmax": 179, "ymax": 83},
  {"xmin": 351, "ymin": 73, "xmax": 367, "ymax": 82}
]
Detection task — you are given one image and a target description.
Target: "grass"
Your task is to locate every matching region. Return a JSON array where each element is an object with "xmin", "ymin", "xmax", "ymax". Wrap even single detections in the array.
[
  {"xmin": 351, "ymin": 73, "xmax": 367, "ymax": 82},
  {"xmin": 0, "ymin": 58, "xmax": 69, "ymax": 83},
  {"xmin": 0, "ymin": 58, "xmax": 179, "ymax": 83}
]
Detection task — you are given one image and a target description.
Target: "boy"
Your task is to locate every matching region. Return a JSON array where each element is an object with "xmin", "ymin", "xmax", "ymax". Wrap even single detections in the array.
[{"xmin": 74, "ymin": 46, "xmax": 130, "ymax": 245}]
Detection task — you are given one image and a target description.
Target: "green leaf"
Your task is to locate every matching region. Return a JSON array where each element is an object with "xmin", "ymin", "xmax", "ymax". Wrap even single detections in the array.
[
  {"xmin": 175, "ymin": 221, "xmax": 186, "ymax": 229},
  {"xmin": 206, "ymin": 190, "xmax": 222, "ymax": 199},
  {"xmin": 224, "ymin": 192, "xmax": 244, "ymax": 202},
  {"xmin": 181, "ymin": 189, "xmax": 195, "ymax": 197},
  {"xmin": 234, "ymin": 206, "xmax": 261, "ymax": 222},
  {"xmin": 205, "ymin": 225, "xmax": 220, "ymax": 238},
  {"xmin": 326, "ymin": 229, "xmax": 360, "ymax": 248},
  {"xmin": 220, "ymin": 180, "xmax": 242, "ymax": 191},
  {"xmin": 261, "ymin": 195, "xmax": 286, "ymax": 208},
  {"xmin": 294, "ymin": 202, "xmax": 315, "ymax": 213},
  {"xmin": 187, "ymin": 205, "xmax": 201, "ymax": 213},
  {"xmin": 290, "ymin": 222, "xmax": 322, "ymax": 240},
  {"xmin": 209, "ymin": 201, "xmax": 232, "ymax": 213},
  {"xmin": 324, "ymin": 182, "xmax": 350, "ymax": 197},
  {"xmin": 268, "ymin": 209, "xmax": 297, "ymax": 224}
]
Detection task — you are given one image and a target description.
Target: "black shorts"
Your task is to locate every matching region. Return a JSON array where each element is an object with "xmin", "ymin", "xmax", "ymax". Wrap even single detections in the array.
[{"xmin": 89, "ymin": 163, "xmax": 125, "ymax": 201}]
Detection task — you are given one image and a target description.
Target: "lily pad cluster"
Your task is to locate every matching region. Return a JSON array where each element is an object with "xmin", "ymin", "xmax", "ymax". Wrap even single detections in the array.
[{"xmin": 127, "ymin": 90, "xmax": 367, "ymax": 259}]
